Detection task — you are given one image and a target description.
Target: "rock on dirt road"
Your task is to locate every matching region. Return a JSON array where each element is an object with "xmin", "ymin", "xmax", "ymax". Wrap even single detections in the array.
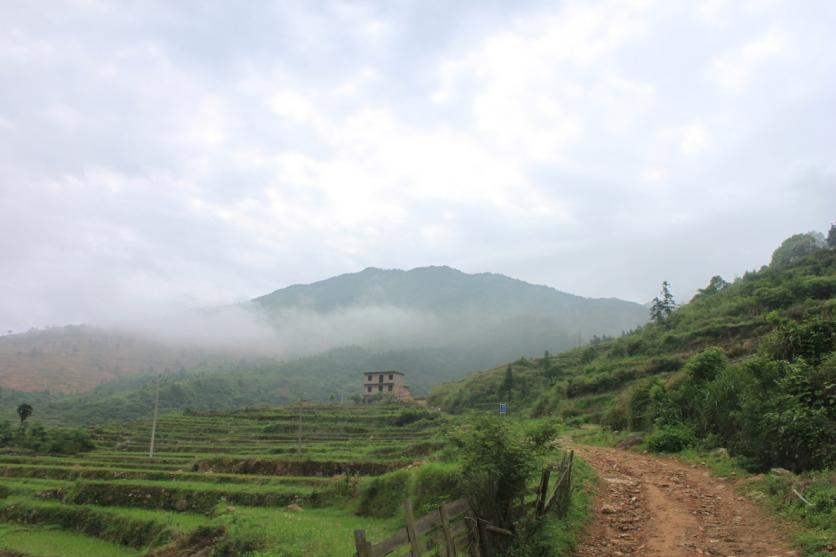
[{"xmin": 572, "ymin": 445, "xmax": 798, "ymax": 557}]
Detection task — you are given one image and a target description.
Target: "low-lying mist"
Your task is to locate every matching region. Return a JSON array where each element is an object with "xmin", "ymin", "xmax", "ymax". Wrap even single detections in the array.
[{"xmin": 109, "ymin": 302, "xmax": 454, "ymax": 358}]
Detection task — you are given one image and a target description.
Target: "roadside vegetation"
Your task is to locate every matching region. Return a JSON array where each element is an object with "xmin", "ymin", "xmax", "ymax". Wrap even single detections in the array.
[
  {"xmin": 431, "ymin": 230, "xmax": 835, "ymax": 553},
  {"xmin": 432, "ymin": 232, "xmax": 834, "ymax": 469}
]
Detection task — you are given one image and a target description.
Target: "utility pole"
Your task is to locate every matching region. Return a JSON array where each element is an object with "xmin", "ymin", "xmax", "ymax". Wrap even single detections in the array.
[
  {"xmin": 296, "ymin": 399, "xmax": 303, "ymax": 455},
  {"xmin": 149, "ymin": 375, "xmax": 161, "ymax": 459}
]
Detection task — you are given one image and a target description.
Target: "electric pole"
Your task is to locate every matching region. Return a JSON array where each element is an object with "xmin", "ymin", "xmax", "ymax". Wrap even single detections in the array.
[
  {"xmin": 149, "ymin": 375, "xmax": 161, "ymax": 458},
  {"xmin": 297, "ymin": 399, "xmax": 303, "ymax": 455}
]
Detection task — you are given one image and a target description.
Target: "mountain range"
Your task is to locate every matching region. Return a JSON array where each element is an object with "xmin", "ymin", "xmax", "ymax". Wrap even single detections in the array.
[{"xmin": 0, "ymin": 266, "xmax": 647, "ymax": 423}]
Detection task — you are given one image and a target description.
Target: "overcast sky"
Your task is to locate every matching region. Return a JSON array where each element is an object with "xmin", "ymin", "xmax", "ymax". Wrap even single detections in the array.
[{"xmin": 1, "ymin": 0, "xmax": 834, "ymax": 332}]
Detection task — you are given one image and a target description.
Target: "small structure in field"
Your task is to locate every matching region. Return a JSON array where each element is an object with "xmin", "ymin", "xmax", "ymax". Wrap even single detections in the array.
[{"xmin": 362, "ymin": 370, "xmax": 412, "ymax": 402}]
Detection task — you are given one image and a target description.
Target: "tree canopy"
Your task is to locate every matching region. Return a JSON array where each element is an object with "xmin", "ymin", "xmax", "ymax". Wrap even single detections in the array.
[{"xmin": 16, "ymin": 403, "xmax": 33, "ymax": 424}]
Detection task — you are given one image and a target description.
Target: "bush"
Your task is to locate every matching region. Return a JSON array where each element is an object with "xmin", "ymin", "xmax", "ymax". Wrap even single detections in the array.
[
  {"xmin": 685, "ymin": 347, "xmax": 727, "ymax": 383},
  {"xmin": 646, "ymin": 424, "xmax": 696, "ymax": 452},
  {"xmin": 355, "ymin": 469, "xmax": 411, "ymax": 518},
  {"xmin": 449, "ymin": 415, "xmax": 545, "ymax": 527},
  {"xmin": 47, "ymin": 429, "xmax": 95, "ymax": 454},
  {"xmin": 601, "ymin": 404, "xmax": 627, "ymax": 431},
  {"xmin": 390, "ymin": 407, "xmax": 436, "ymax": 427},
  {"xmin": 411, "ymin": 463, "xmax": 464, "ymax": 514}
]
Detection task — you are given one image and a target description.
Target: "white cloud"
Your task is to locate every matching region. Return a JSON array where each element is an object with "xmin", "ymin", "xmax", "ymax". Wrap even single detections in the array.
[
  {"xmin": 678, "ymin": 123, "xmax": 712, "ymax": 156},
  {"xmin": 709, "ymin": 30, "xmax": 788, "ymax": 93},
  {"xmin": 0, "ymin": 0, "xmax": 834, "ymax": 332}
]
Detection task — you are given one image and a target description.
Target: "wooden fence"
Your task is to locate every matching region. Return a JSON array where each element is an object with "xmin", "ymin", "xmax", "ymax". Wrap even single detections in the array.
[
  {"xmin": 353, "ymin": 450, "xmax": 574, "ymax": 557},
  {"xmin": 354, "ymin": 498, "xmax": 476, "ymax": 557}
]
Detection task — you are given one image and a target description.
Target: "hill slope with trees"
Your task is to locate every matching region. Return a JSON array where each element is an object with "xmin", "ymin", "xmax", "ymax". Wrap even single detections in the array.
[{"xmin": 430, "ymin": 231, "xmax": 836, "ymax": 472}]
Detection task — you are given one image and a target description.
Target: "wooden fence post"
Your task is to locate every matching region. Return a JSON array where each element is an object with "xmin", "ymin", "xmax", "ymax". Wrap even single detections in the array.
[
  {"xmin": 404, "ymin": 499, "xmax": 425, "ymax": 557},
  {"xmin": 439, "ymin": 504, "xmax": 457, "ymax": 557},
  {"xmin": 477, "ymin": 518, "xmax": 496, "ymax": 557},
  {"xmin": 354, "ymin": 529, "xmax": 371, "ymax": 557},
  {"xmin": 557, "ymin": 450, "xmax": 575, "ymax": 517},
  {"xmin": 464, "ymin": 513, "xmax": 482, "ymax": 557},
  {"xmin": 535, "ymin": 467, "xmax": 551, "ymax": 517}
]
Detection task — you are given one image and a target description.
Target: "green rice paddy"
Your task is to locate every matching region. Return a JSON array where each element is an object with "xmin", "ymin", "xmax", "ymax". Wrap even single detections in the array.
[{"xmin": 0, "ymin": 403, "xmax": 442, "ymax": 556}]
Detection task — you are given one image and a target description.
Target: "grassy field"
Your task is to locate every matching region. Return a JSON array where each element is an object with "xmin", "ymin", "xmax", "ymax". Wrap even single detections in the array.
[{"xmin": 0, "ymin": 404, "xmax": 443, "ymax": 556}]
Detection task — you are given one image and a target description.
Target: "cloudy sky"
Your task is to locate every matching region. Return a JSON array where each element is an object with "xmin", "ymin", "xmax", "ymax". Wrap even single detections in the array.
[{"xmin": 1, "ymin": 0, "xmax": 834, "ymax": 332}]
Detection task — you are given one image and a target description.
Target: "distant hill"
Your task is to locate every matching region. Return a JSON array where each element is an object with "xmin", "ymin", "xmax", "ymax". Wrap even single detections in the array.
[
  {"xmin": 252, "ymin": 265, "xmax": 648, "ymax": 364},
  {"xmin": 0, "ymin": 267, "xmax": 647, "ymax": 397},
  {"xmin": 0, "ymin": 325, "xmax": 225, "ymax": 394},
  {"xmin": 255, "ymin": 266, "xmax": 642, "ymax": 326}
]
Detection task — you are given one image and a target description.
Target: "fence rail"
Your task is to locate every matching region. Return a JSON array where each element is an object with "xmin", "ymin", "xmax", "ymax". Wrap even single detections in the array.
[{"xmin": 353, "ymin": 450, "xmax": 574, "ymax": 557}]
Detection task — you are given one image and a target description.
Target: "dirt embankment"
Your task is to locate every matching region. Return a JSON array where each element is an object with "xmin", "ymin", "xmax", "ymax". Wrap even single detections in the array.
[{"xmin": 573, "ymin": 445, "xmax": 798, "ymax": 557}]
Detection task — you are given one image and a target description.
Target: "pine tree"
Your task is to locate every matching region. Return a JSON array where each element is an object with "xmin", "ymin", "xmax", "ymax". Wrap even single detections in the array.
[{"xmin": 650, "ymin": 281, "xmax": 676, "ymax": 324}]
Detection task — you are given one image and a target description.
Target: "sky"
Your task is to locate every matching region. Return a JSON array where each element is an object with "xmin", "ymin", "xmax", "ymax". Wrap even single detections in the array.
[{"xmin": 1, "ymin": 0, "xmax": 834, "ymax": 332}]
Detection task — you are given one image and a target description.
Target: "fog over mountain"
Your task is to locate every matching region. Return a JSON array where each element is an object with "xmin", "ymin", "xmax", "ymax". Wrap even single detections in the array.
[{"xmin": 0, "ymin": 266, "xmax": 646, "ymax": 395}]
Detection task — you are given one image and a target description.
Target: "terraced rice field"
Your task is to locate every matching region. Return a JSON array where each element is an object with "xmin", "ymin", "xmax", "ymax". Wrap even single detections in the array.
[{"xmin": 0, "ymin": 404, "xmax": 443, "ymax": 556}]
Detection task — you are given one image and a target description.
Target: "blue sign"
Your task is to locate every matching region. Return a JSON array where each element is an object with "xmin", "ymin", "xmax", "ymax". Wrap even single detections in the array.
[{"xmin": 499, "ymin": 402, "xmax": 506, "ymax": 416}]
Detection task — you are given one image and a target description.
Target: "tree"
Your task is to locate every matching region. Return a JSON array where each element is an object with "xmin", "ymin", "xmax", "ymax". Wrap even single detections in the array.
[
  {"xmin": 694, "ymin": 275, "xmax": 729, "ymax": 300},
  {"xmin": 450, "ymin": 415, "xmax": 543, "ymax": 528},
  {"xmin": 500, "ymin": 364, "xmax": 514, "ymax": 401},
  {"xmin": 16, "ymin": 403, "xmax": 33, "ymax": 426},
  {"xmin": 828, "ymin": 223, "xmax": 836, "ymax": 248},
  {"xmin": 650, "ymin": 281, "xmax": 676, "ymax": 324},
  {"xmin": 771, "ymin": 232, "xmax": 825, "ymax": 267}
]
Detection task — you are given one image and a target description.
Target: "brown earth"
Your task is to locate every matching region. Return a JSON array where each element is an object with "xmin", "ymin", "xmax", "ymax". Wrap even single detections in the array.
[
  {"xmin": 572, "ymin": 445, "xmax": 797, "ymax": 557},
  {"xmin": 0, "ymin": 325, "xmax": 226, "ymax": 393}
]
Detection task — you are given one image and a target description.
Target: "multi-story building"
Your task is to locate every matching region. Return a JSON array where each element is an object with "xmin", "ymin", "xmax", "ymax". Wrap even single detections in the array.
[{"xmin": 362, "ymin": 370, "xmax": 412, "ymax": 402}]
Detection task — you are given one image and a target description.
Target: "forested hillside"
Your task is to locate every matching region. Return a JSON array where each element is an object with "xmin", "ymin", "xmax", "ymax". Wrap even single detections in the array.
[{"xmin": 431, "ymin": 233, "xmax": 835, "ymax": 471}]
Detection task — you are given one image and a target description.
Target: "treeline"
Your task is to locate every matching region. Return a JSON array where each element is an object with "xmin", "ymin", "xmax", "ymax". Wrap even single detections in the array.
[
  {"xmin": 431, "ymin": 230, "xmax": 835, "ymax": 471},
  {"xmin": 1, "ymin": 419, "xmax": 94, "ymax": 455},
  {"xmin": 6, "ymin": 344, "xmax": 496, "ymax": 425}
]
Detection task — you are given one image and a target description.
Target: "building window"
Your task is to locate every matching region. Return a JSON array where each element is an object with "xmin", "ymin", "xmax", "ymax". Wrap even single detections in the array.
[
  {"xmin": 378, "ymin": 385, "xmax": 383, "ymax": 392},
  {"xmin": 379, "ymin": 375, "xmax": 383, "ymax": 382},
  {"xmin": 389, "ymin": 374, "xmax": 393, "ymax": 380},
  {"xmin": 368, "ymin": 375, "xmax": 372, "ymax": 381},
  {"xmin": 388, "ymin": 385, "xmax": 393, "ymax": 392},
  {"xmin": 367, "ymin": 386, "xmax": 372, "ymax": 393}
]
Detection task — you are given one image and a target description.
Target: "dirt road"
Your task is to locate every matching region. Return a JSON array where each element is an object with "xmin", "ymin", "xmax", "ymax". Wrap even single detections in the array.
[{"xmin": 572, "ymin": 445, "xmax": 797, "ymax": 557}]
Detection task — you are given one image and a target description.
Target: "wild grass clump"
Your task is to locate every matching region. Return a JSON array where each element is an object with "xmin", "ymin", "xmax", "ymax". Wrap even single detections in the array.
[{"xmin": 736, "ymin": 469, "xmax": 836, "ymax": 557}]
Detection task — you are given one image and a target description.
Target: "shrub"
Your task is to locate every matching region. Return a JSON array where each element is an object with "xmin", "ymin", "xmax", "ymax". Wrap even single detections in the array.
[
  {"xmin": 411, "ymin": 463, "xmax": 464, "ymax": 514},
  {"xmin": 601, "ymin": 404, "xmax": 627, "ymax": 431},
  {"xmin": 47, "ymin": 429, "xmax": 95, "ymax": 454},
  {"xmin": 684, "ymin": 347, "xmax": 727, "ymax": 383},
  {"xmin": 646, "ymin": 424, "xmax": 696, "ymax": 452},
  {"xmin": 355, "ymin": 469, "xmax": 411, "ymax": 518},
  {"xmin": 449, "ymin": 415, "xmax": 544, "ymax": 527},
  {"xmin": 390, "ymin": 407, "xmax": 436, "ymax": 427}
]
